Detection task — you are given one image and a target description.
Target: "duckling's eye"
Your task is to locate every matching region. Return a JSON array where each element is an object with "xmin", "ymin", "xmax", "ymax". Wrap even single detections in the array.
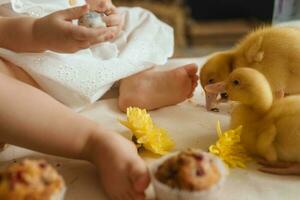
[
  {"xmin": 208, "ymin": 79, "xmax": 214, "ymax": 84},
  {"xmin": 232, "ymin": 80, "xmax": 240, "ymax": 86}
]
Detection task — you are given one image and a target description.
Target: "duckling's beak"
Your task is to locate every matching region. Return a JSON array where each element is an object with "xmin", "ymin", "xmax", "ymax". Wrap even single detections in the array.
[
  {"xmin": 204, "ymin": 82, "xmax": 226, "ymax": 111},
  {"xmin": 204, "ymin": 92, "xmax": 218, "ymax": 111},
  {"xmin": 205, "ymin": 82, "xmax": 226, "ymax": 94}
]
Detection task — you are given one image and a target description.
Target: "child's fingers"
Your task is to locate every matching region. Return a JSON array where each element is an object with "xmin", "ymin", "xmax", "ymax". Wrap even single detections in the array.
[
  {"xmin": 104, "ymin": 4, "xmax": 117, "ymax": 15},
  {"xmin": 93, "ymin": 2, "xmax": 115, "ymax": 14},
  {"xmin": 89, "ymin": 30, "xmax": 116, "ymax": 45},
  {"xmin": 58, "ymin": 4, "xmax": 89, "ymax": 20},
  {"xmin": 76, "ymin": 40, "xmax": 91, "ymax": 49},
  {"xmin": 71, "ymin": 26, "xmax": 119, "ymax": 47},
  {"xmin": 71, "ymin": 26, "xmax": 97, "ymax": 40},
  {"xmin": 103, "ymin": 13, "xmax": 124, "ymax": 27},
  {"xmin": 64, "ymin": 40, "xmax": 92, "ymax": 53},
  {"xmin": 72, "ymin": 26, "xmax": 117, "ymax": 41},
  {"xmin": 95, "ymin": 1, "xmax": 108, "ymax": 12}
]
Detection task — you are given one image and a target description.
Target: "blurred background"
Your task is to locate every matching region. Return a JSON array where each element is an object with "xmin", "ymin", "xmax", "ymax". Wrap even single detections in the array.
[{"xmin": 114, "ymin": 0, "xmax": 300, "ymax": 57}]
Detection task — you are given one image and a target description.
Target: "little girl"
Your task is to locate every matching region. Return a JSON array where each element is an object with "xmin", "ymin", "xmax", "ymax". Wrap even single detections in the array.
[{"xmin": 0, "ymin": 0, "xmax": 198, "ymax": 199}]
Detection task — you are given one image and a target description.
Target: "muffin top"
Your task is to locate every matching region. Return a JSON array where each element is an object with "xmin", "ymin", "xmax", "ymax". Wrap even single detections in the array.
[
  {"xmin": 0, "ymin": 159, "xmax": 65, "ymax": 200},
  {"xmin": 155, "ymin": 149, "xmax": 220, "ymax": 191}
]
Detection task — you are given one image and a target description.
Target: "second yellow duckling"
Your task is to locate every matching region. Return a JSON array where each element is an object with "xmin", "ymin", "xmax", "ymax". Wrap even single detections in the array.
[
  {"xmin": 206, "ymin": 68, "xmax": 300, "ymax": 175},
  {"xmin": 201, "ymin": 26, "xmax": 300, "ymax": 111}
]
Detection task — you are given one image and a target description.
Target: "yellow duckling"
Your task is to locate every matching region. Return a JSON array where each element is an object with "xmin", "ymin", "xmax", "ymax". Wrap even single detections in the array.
[
  {"xmin": 206, "ymin": 68, "xmax": 300, "ymax": 175},
  {"xmin": 200, "ymin": 26, "xmax": 300, "ymax": 111}
]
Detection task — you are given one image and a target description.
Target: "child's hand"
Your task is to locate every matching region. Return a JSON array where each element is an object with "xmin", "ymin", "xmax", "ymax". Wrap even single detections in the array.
[
  {"xmin": 86, "ymin": 0, "xmax": 125, "ymax": 34},
  {"xmin": 32, "ymin": 5, "xmax": 118, "ymax": 53},
  {"xmin": 86, "ymin": 0, "xmax": 115, "ymax": 13}
]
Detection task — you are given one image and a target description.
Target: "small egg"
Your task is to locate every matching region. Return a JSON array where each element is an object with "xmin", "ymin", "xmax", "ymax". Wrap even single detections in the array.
[{"xmin": 78, "ymin": 11, "xmax": 107, "ymax": 28}]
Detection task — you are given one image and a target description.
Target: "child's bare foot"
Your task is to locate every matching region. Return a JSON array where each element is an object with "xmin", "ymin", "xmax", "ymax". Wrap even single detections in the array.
[
  {"xmin": 118, "ymin": 63, "xmax": 198, "ymax": 112},
  {"xmin": 89, "ymin": 131, "xmax": 149, "ymax": 200}
]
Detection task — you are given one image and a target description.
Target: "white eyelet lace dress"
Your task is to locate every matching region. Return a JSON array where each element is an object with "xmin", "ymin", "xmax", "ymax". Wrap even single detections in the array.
[{"xmin": 0, "ymin": 0, "xmax": 174, "ymax": 111}]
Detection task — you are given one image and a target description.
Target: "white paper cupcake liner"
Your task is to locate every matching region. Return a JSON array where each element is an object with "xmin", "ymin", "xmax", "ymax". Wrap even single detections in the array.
[{"xmin": 150, "ymin": 150, "xmax": 228, "ymax": 200}]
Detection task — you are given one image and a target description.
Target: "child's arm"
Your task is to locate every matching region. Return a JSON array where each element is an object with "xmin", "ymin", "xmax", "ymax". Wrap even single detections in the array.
[
  {"xmin": 0, "ymin": 5, "xmax": 118, "ymax": 53},
  {"xmin": 0, "ymin": 69, "xmax": 149, "ymax": 200},
  {"xmin": 0, "ymin": 68, "xmax": 100, "ymax": 159},
  {"xmin": 0, "ymin": 16, "xmax": 42, "ymax": 52}
]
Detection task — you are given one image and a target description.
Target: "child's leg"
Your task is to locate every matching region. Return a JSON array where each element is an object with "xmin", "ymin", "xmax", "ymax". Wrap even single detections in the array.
[
  {"xmin": 118, "ymin": 63, "xmax": 198, "ymax": 112},
  {"xmin": 0, "ymin": 59, "xmax": 39, "ymax": 88},
  {"xmin": 0, "ymin": 70, "xmax": 149, "ymax": 200}
]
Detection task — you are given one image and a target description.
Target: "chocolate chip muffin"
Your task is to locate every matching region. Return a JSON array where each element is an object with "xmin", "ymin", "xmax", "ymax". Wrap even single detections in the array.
[
  {"xmin": 151, "ymin": 149, "xmax": 227, "ymax": 200},
  {"xmin": 0, "ymin": 159, "xmax": 66, "ymax": 200},
  {"xmin": 155, "ymin": 149, "xmax": 220, "ymax": 191}
]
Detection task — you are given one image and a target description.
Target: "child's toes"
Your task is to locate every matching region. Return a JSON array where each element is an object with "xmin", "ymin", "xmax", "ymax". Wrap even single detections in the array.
[
  {"xmin": 184, "ymin": 63, "xmax": 198, "ymax": 76},
  {"xmin": 192, "ymin": 78, "xmax": 198, "ymax": 89},
  {"xmin": 188, "ymin": 78, "xmax": 198, "ymax": 98},
  {"xmin": 190, "ymin": 73, "xmax": 198, "ymax": 88},
  {"xmin": 193, "ymin": 75, "xmax": 199, "ymax": 85}
]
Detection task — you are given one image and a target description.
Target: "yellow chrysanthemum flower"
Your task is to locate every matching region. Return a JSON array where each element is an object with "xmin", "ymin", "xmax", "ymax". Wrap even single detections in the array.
[
  {"xmin": 120, "ymin": 107, "xmax": 175, "ymax": 155},
  {"xmin": 209, "ymin": 121, "xmax": 252, "ymax": 168}
]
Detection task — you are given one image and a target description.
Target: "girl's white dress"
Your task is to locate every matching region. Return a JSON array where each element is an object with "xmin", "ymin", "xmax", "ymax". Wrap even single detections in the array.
[{"xmin": 0, "ymin": 0, "xmax": 174, "ymax": 110}]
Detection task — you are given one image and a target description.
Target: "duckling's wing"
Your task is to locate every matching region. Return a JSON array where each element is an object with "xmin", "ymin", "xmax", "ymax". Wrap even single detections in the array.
[{"xmin": 265, "ymin": 96, "xmax": 300, "ymax": 120}]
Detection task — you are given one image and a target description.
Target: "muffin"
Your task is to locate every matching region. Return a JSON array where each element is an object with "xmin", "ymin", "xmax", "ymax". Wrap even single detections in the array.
[
  {"xmin": 151, "ymin": 149, "xmax": 227, "ymax": 200},
  {"xmin": 0, "ymin": 159, "xmax": 66, "ymax": 200},
  {"xmin": 78, "ymin": 11, "xmax": 107, "ymax": 28}
]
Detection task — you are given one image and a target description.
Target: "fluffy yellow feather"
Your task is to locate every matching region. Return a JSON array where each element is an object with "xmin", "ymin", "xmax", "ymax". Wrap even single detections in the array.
[
  {"xmin": 206, "ymin": 68, "xmax": 300, "ymax": 174},
  {"xmin": 200, "ymin": 26, "xmax": 300, "ymax": 111}
]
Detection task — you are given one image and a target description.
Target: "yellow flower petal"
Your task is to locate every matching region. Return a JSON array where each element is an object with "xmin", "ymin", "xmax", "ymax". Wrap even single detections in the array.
[
  {"xmin": 209, "ymin": 121, "xmax": 252, "ymax": 168},
  {"xmin": 119, "ymin": 107, "xmax": 175, "ymax": 155}
]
